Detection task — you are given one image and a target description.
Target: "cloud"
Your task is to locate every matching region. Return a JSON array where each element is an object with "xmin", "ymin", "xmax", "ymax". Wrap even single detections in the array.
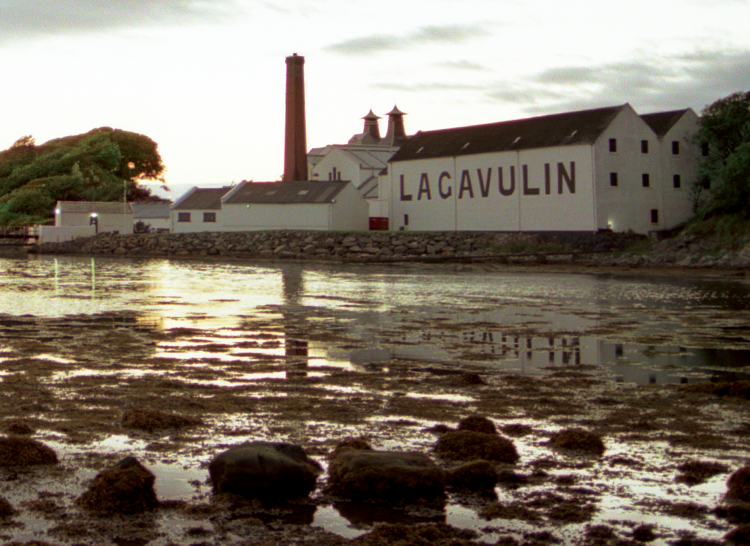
[
  {"xmin": 325, "ymin": 23, "xmax": 487, "ymax": 55},
  {"xmin": 438, "ymin": 60, "xmax": 486, "ymax": 71},
  {"xmin": 0, "ymin": 0, "xmax": 240, "ymax": 43},
  {"xmin": 492, "ymin": 49, "xmax": 750, "ymax": 116}
]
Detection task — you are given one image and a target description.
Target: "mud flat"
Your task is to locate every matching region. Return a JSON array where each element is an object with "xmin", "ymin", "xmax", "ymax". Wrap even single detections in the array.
[{"xmin": 0, "ymin": 299, "xmax": 749, "ymax": 545}]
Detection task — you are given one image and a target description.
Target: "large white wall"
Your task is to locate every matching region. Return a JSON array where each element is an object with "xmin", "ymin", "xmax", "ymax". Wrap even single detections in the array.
[
  {"xmin": 659, "ymin": 111, "xmax": 699, "ymax": 229},
  {"xmin": 388, "ymin": 145, "xmax": 596, "ymax": 232}
]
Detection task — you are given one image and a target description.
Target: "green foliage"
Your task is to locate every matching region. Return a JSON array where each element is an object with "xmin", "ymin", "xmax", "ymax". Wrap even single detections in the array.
[
  {"xmin": 683, "ymin": 212, "xmax": 750, "ymax": 252},
  {"xmin": 0, "ymin": 127, "xmax": 165, "ymax": 226},
  {"xmin": 694, "ymin": 91, "xmax": 750, "ymax": 214}
]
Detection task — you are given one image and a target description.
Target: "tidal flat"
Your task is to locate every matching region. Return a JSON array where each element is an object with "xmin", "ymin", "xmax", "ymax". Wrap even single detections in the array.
[{"xmin": 0, "ymin": 256, "xmax": 749, "ymax": 545}]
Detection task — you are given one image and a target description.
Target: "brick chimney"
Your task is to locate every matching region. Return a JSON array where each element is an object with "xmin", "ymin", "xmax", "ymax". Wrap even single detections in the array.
[{"xmin": 283, "ymin": 53, "xmax": 308, "ymax": 182}]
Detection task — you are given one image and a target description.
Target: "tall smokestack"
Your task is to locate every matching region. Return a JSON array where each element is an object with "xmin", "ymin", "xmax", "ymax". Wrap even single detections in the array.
[{"xmin": 283, "ymin": 53, "xmax": 308, "ymax": 182}]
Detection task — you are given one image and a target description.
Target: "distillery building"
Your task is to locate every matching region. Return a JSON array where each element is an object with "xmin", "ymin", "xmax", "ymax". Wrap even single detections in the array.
[{"xmin": 377, "ymin": 103, "xmax": 699, "ymax": 234}]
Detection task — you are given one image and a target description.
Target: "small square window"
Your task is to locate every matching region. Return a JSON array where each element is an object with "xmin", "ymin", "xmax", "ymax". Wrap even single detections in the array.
[
  {"xmin": 609, "ymin": 138, "xmax": 617, "ymax": 152},
  {"xmin": 641, "ymin": 140, "xmax": 649, "ymax": 153},
  {"xmin": 673, "ymin": 174, "xmax": 681, "ymax": 189},
  {"xmin": 650, "ymin": 209, "xmax": 659, "ymax": 224},
  {"xmin": 177, "ymin": 212, "xmax": 191, "ymax": 222},
  {"xmin": 610, "ymin": 172, "xmax": 618, "ymax": 187},
  {"xmin": 203, "ymin": 212, "xmax": 216, "ymax": 223},
  {"xmin": 672, "ymin": 141, "xmax": 680, "ymax": 155},
  {"xmin": 701, "ymin": 142, "xmax": 709, "ymax": 157},
  {"xmin": 642, "ymin": 174, "xmax": 650, "ymax": 188},
  {"xmin": 702, "ymin": 179, "xmax": 711, "ymax": 190}
]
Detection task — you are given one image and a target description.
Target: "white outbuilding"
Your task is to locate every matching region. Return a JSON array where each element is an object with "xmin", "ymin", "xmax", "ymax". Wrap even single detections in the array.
[
  {"xmin": 378, "ymin": 104, "xmax": 699, "ymax": 234},
  {"xmin": 220, "ymin": 180, "xmax": 368, "ymax": 232},
  {"xmin": 170, "ymin": 187, "xmax": 231, "ymax": 233}
]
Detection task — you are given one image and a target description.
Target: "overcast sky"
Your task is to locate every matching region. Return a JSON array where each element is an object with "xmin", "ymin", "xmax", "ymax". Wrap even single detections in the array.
[{"xmin": 2, "ymin": 0, "xmax": 749, "ymax": 200}]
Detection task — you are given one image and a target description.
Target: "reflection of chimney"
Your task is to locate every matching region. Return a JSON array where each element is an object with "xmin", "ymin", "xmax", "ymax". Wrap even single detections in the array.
[
  {"xmin": 283, "ymin": 53, "xmax": 307, "ymax": 182},
  {"xmin": 384, "ymin": 105, "xmax": 407, "ymax": 146}
]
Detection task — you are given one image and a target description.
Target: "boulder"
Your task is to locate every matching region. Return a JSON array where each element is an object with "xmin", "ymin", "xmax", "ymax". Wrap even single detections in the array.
[
  {"xmin": 458, "ymin": 415, "xmax": 496, "ymax": 434},
  {"xmin": 727, "ymin": 466, "xmax": 750, "ymax": 502},
  {"xmin": 446, "ymin": 460, "xmax": 499, "ymax": 492},
  {"xmin": 435, "ymin": 431, "xmax": 519, "ymax": 464},
  {"xmin": 328, "ymin": 449, "xmax": 446, "ymax": 502},
  {"xmin": 0, "ymin": 436, "xmax": 58, "ymax": 467},
  {"xmin": 121, "ymin": 406, "xmax": 201, "ymax": 433},
  {"xmin": 78, "ymin": 456, "xmax": 158, "ymax": 514},
  {"xmin": 549, "ymin": 428, "xmax": 605, "ymax": 456},
  {"xmin": 208, "ymin": 442, "xmax": 321, "ymax": 500}
]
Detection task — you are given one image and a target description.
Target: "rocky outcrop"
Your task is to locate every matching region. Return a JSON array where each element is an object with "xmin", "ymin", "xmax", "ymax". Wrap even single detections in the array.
[
  {"xmin": 78, "ymin": 456, "xmax": 158, "ymax": 514},
  {"xmin": 208, "ymin": 441, "xmax": 321, "ymax": 500},
  {"xmin": 328, "ymin": 449, "xmax": 446, "ymax": 502},
  {"xmin": 0, "ymin": 436, "xmax": 58, "ymax": 467}
]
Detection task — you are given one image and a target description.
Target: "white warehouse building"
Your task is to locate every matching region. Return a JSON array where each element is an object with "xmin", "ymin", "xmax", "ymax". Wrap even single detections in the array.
[{"xmin": 378, "ymin": 104, "xmax": 699, "ymax": 234}]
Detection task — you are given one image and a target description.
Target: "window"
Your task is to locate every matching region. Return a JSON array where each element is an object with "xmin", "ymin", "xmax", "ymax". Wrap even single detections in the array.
[
  {"xmin": 642, "ymin": 174, "xmax": 650, "ymax": 188},
  {"xmin": 672, "ymin": 141, "xmax": 680, "ymax": 155},
  {"xmin": 610, "ymin": 172, "xmax": 618, "ymax": 187},
  {"xmin": 702, "ymin": 179, "xmax": 711, "ymax": 190},
  {"xmin": 177, "ymin": 212, "xmax": 191, "ymax": 222},
  {"xmin": 650, "ymin": 209, "xmax": 659, "ymax": 224},
  {"xmin": 609, "ymin": 138, "xmax": 617, "ymax": 152},
  {"xmin": 701, "ymin": 142, "xmax": 709, "ymax": 157},
  {"xmin": 404, "ymin": 214, "xmax": 409, "ymax": 226},
  {"xmin": 641, "ymin": 140, "xmax": 649, "ymax": 154},
  {"xmin": 203, "ymin": 212, "xmax": 216, "ymax": 223},
  {"xmin": 673, "ymin": 174, "xmax": 681, "ymax": 189}
]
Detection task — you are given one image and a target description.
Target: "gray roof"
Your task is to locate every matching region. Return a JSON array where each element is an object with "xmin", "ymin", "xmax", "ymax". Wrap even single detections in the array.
[
  {"xmin": 389, "ymin": 104, "xmax": 629, "ymax": 162},
  {"xmin": 640, "ymin": 109, "xmax": 690, "ymax": 138},
  {"xmin": 57, "ymin": 201, "xmax": 132, "ymax": 214},
  {"xmin": 172, "ymin": 187, "xmax": 231, "ymax": 210},
  {"xmin": 222, "ymin": 180, "xmax": 351, "ymax": 205},
  {"xmin": 131, "ymin": 202, "xmax": 171, "ymax": 219}
]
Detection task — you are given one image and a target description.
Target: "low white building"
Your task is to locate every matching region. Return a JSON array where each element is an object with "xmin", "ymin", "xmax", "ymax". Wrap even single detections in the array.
[
  {"xmin": 221, "ymin": 180, "xmax": 368, "ymax": 232},
  {"xmin": 131, "ymin": 202, "xmax": 171, "ymax": 232},
  {"xmin": 379, "ymin": 104, "xmax": 699, "ymax": 234},
  {"xmin": 170, "ymin": 187, "xmax": 231, "ymax": 233}
]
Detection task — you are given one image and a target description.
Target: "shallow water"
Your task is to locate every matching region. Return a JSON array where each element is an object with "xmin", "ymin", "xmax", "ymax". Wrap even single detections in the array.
[{"xmin": 2, "ymin": 255, "xmax": 750, "ymax": 384}]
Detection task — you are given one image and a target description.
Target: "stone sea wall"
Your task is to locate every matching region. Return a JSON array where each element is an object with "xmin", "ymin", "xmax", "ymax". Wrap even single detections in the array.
[
  {"xmin": 30, "ymin": 230, "xmax": 640, "ymax": 263},
  {"xmin": 26, "ymin": 229, "xmax": 750, "ymax": 269}
]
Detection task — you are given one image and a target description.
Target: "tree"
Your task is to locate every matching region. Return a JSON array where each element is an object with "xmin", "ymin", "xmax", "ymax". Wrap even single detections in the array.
[
  {"xmin": 0, "ymin": 127, "xmax": 167, "ymax": 226},
  {"xmin": 695, "ymin": 91, "xmax": 750, "ymax": 214}
]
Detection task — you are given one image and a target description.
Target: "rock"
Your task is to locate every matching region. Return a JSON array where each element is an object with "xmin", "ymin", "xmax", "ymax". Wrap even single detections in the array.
[
  {"xmin": 446, "ymin": 460, "xmax": 498, "ymax": 491},
  {"xmin": 435, "ymin": 431, "xmax": 519, "ymax": 463},
  {"xmin": 209, "ymin": 441, "xmax": 321, "ymax": 500},
  {"xmin": 549, "ymin": 428, "xmax": 605, "ymax": 456},
  {"xmin": 727, "ymin": 466, "xmax": 750, "ymax": 502},
  {"xmin": 121, "ymin": 406, "xmax": 201, "ymax": 433},
  {"xmin": 328, "ymin": 449, "xmax": 446, "ymax": 502},
  {"xmin": 78, "ymin": 456, "xmax": 158, "ymax": 514},
  {"xmin": 458, "ymin": 415, "xmax": 496, "ymax": 434},
  {"xmin": 0, "ymin": 496, "xmax": 16, "ymax": 518},
  {"xmin": 2, "ymin": 419, "xmax": 34, "ymax": 435},
  {"xmin": 330, "ymin": 437, "xmax": 372, "ymax": 459},
  {"xmin": 676, "ymin": 460, "xmax": 729, "ymax": 485},
  {"xmin": 725, "ymin": 524, "xmax": 750, "ymax": 545},
  {"xmin": 0, "ymin": 436, "xmax": 58, "ymax": 467},
  {"xmin": 351, "ymin": 522, "xmax": 479, "ymax": 545}
]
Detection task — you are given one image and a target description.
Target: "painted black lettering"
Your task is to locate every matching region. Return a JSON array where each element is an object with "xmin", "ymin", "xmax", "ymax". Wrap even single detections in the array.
[
  {"xmin": 417, "ymin": 173, "xmax": 432, "ymax": 200},
  {"xmin": 522, "ymin": 165, "xmax": 539, "ymax": 196},
  {"xmin": 458, "ymin": 170, "xmax": 474, "ymax": 199},
  {"xmin": 438, "ymin": 171, "xmax": 452, "ymax": 199},
  {"xmin": 557, "ymin": 162, "xmax": 575, "ymax": 194},
  {"xmin": 544, "ymin": 164, "xmax": 551, "ymax": 195},
  {"xmin": 399, "ymin": 175, "xmax": 412, "ymax": 201},
  {"xmin": 477, "ymin": 168, "xmax": 492, "ymax": 197},
  {"xmin": 499, "ymin": 166, "xmax": 515, "ymax": 196}
]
